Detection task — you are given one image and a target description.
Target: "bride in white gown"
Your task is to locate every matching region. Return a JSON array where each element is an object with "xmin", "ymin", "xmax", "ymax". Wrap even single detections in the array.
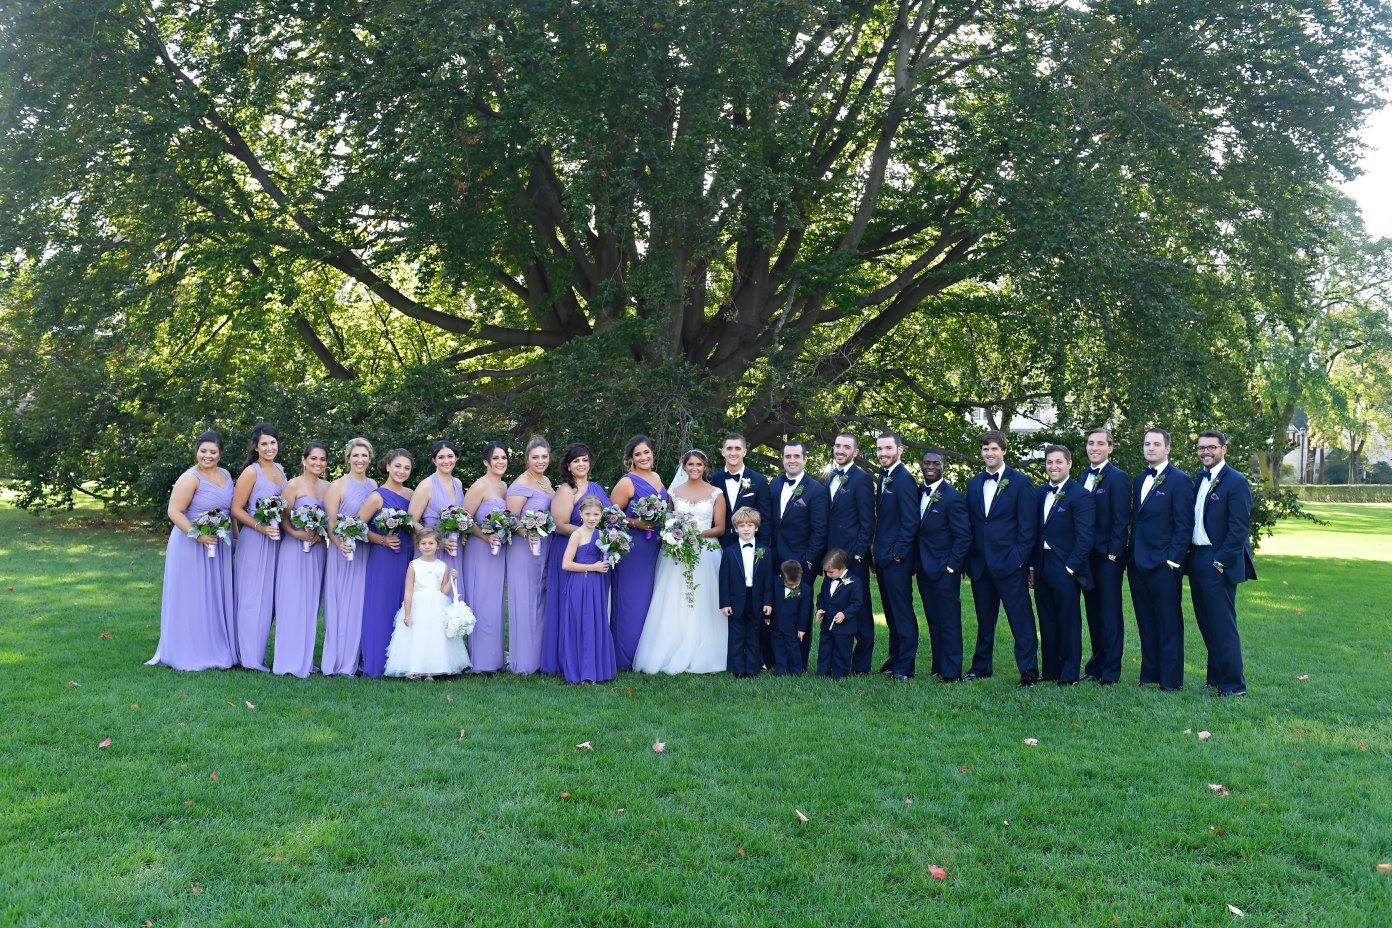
[{"xmin": 632, "ymin": 449, "xmax": 729, "ymax": 674}]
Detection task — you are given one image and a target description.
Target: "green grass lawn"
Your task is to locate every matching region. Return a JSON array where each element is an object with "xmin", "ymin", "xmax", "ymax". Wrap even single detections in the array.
[{"xmin": 1, "ymin": 502, "xmax": 1389, "ymax": 926}]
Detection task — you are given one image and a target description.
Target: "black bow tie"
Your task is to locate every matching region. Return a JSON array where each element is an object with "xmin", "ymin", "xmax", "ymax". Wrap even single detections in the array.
[
  {"xmin": 1086, "ymin": 466, "xmax": 1101, "ymax": 477},
  {"xmin": 742, "ymin": 543, "xmax": 754, "ymax": 549},
  {"xmin": 833, "ymin": 468, "xmax": 846, "ymax": 479},
  {"xmin": 879, "ymin": 467, "xmax": 891, "ymax": 477},
  {"xmin": 922, "ymin": 483, "xmax": 935, "ymax": 495},
  {"xmin": 1145, "ymin": 467, "xmax": 1158, "ymax": 478},
  {"xmin": 984, "ymin": 471, "xmax": 1000, "ymax": 482},
  {"xmin": 1047, "ymin": 484, "xmax": 1062, "ymax": 494},
  {"xmin": 1205, "ymin": 468, "xmax": 1218, "ymax": 480}
]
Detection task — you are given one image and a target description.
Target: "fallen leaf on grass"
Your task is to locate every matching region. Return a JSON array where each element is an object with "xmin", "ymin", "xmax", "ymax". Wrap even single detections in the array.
[
  {"xmin": 99, "ymin": 632, "xmax": 111, "ymax": 639},
  {"xmin": 1023, "ymin": 738, "xmax": 1039, "ymax": 747},
  {"xmin": 560, "ymin": 791, "xmax": 571, "ymax": 798},
  {"xmin": 66, "ymin": 680, "xmax": 80, "ymax": 688},
  {"xmin": 144, "ymin": 921, "xmax": 153, "ymax": 927},
  {"xmin": 959, "ymin": 764, "xmax": 971, "ymax": 772},
  {"xmin": 928, "ymin": 865, "xmax": 947, "ymax": 880},
  {"xmin": 576, "ymin": 740, "xmax": 593, "ymax": 750},
  {"xmin": 458, "ymin": 729, "xmax": 466, "ymax": 741},
  {"xmin": 1292, "ymin": 610, "xmax": 1303, "ymax": 616},
  {"xmin": 445, "ymin": 694, "xmax": 453, "ymax": 702},
  {"xmin": 6, "ymin": 586, "xmax": 13, "ymax": 592},
  {"xmin": 184, "ymin": 800, "xmax": 193, "ymax": 807},
  {"xmin": 1208, "ymin": 784, "xmax": 1228, "ymax": 795},
  {"xmin": 272, "ymin": 853, "xmax": 282, "ymax": 861},
  {"xmin": 1002, "ymin": 820, "xmax": 1010, "ymax": 827},
  {"xmin": 380, "ymin": 919, "xmax": 389, "ymax": 925},
  {"xmin": 1360, "ymin": 742, "xmax": 1368, "ymax": 750},
  {"xmin": 98, "ymin": 737, "xmax": 112, "ymax": 749},
  {"xmin": 652, "ymin": 739, "xmax": 666, "ymax": 753},
  {"xmin": 794, "ymin": 809, "xmax": 809, "ymax": 823},
  {"xmin": 904, "ymin": 798, "xmax": 913, "ymax": 805},
  {"xmin": 626, "ymin": 687, "xmax": 633, "ymax": 697},
  {"xmin": 209, "ymin": 771, "xmax": 219, "ymax": 782},
  {"xmin": 244, "ymin": 701, "xmax": 255, "ymax": 710},
  {"xmin": 1297, "ymin": 674, "xmax": 1309, "ymax": 682},
  {"xmin": 1210, "ymin": 826, "xmax": 1225, "ymax": 836},
  {"xmin": 1183, "ymin": 728, "xmax": 1193, "ymax": 734},
  {"xmin": 1376, "ymin": 862, "xmax": 1392, "ymax": 873},
  {"xmin": 1227, "ymin": 904, "xmax": 1244, "ymax": 917},
  {"xmin": 189, "ymin": 884, "xmax": 202, "ymax": 895},
  {"xmin": 616, "ymin": 808, "xmax": 625, "ymax": 813},
  {"xmin": 1198, "ymin": 731, "xmax": 1212, "ymax": 741},
  {"xmin": 130, "ymin": 703, "xmax": 138, "ymax": 710},
  {"xmin": 738, "ymin": 848, "xmax": 746, "ymax": 857}
]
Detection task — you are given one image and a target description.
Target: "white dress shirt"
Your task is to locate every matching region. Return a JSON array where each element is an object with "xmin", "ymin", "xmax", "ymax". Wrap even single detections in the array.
[
  {"xmin": 724, "ymin": 469, "xmax": 746, "ymax": 515},
  {"xmin": 830, "ymin": 465, "xmax": 849, "ymax": 499},
  {"xmin": 740, "ymin": 540, "xmax": 756, "ymax": 586},
  {"xmin": 1084, "ymin": 461, "xmax": 1107, "ymax": 492},
  {"xmin": 1192, "ymin": 461, "xmax": 1224, "ymax": 546},
  {"xmin": 780, "ymin": 473, "xmax": 804, "ymax": 515},
  {"xmin": 783, "ymin": 585, "xmax": 798, "ymax": 599},
  {"xmin": 827, "ymin": 578, "xmax": 841, "ymax": 596},
  {"xmin": 920, "ymin": 478, "xmax": 944, "ymax": 516},
  {"xmin": 1140, "ymin": 460, "xmax": 1168, "ymax": 505},
  {"xmin": 982, "ymin": 467, "xmax": 1005, "ymax": 516}
]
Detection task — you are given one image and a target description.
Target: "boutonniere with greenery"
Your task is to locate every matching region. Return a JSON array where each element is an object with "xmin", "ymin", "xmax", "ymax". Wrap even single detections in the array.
[
  {"xmin": 1205, "ymin": 472, "xmax": 1220, "ymax": 492},
  {"xmin": 1053, "ymin": 487, "xmax": 1065, "ymax": 504},
  {"xmin": 1152, "ymin": 474, "xmax": 1167, "ymax": 489},
  {"xmin": 785, "ymin": 587, "xmax": 801, "ymax": 599},
  {"xmin": 753, "ymin": 546, "xmax": 767, "ymax": 561},
  {"xmin": 924, "ymin": 488, "xmax": 942, "ymax": 508},
  {"xmin": 788, "ymin": 482, "xmax": 805, "ymax": 502},
  {"xmin": 839, "ymin": 576, "xmax": 853, "ymax": 586},
  {"xmin": 998, "ymin": 478, "xmax": 1011, "ymax": 491}
]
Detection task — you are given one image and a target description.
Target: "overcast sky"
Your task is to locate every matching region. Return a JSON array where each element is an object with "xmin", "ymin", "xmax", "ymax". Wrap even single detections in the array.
[{"xmin": 1343, "ymin": 102, "xmax": 1392, "ymax": 241}]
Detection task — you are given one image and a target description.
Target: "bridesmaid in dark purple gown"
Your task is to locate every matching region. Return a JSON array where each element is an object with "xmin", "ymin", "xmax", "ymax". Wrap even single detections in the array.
[
  {"xmin": 409, "ymin": 440, "xmax": 467, "ymax": 600},
  {"xmin": 462, "ymin": 441, "xmax": 509, "ymax": 673},
  {"xmin": 231, "ymin": 423, "xmax": 286, "ymax": 670},
  {"xmin": 147, "ymin": 430, "xmax": 237, "ymax": 671},
  {"xmin": 541, "ymin": 442, "xmax": 611, "ymax": 675},
  {"xmin": 558, "ymin": 494, "xmax": 617, "ymax": 684},
  {"xmin": 357, "ymin": 448, "xmax": 415, "ymax": 677},
  {"xmin": 609, "ymin": 435, "xmax": 668, "ymax": 670}
]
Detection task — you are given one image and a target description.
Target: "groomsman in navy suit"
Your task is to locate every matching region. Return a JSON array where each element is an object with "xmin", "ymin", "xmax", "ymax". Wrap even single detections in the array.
[
  {"xmin": 1128, "ymin": 427, "xmax": 1194, "ymax": 691},
  {"xmin": 769, "ymin": 440, "xmax": 829, "ymax": 670},
  {"xmin": 1080, "ymin": 427, "xmax": 1131, "ymax": 684},
  {"xmin": 915, "ymin": 448, "xmax": 972, "ymax": 681},
  {"xmin": 873, "ymin": 433, "xmax": 922, "ymax": 679},
  {"xmin": 1029, "ymin": 445, "xmax": 1095, "ymax": 685},
  {"xmin": 964, "ymin": 429, "xmax": 1040, "ymax": 685},
  {"xmin": 1187, "ymin": 430, "xmax": 1255, "ymax": 696},
  {"xmin": 825, "ymin": 432, "xmax": 875, "ymax": 674},
  {"xmin": 713, "ymin": 432, "xmax": 772, "ymax": 548}
]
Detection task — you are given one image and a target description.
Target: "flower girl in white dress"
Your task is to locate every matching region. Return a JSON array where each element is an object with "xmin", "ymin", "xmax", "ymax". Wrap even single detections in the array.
[{"xmin": 384, "ymin": 528, "xmax": 471, "ymax": 677}]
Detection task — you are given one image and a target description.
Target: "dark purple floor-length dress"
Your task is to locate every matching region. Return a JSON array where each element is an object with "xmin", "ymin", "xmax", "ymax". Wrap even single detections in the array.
[
  {"xmin": 540, "ymin": 482, "xmax": 610, "ymax": 675},
  {"xmin": 359, "ymin": 486, "xmax": 413, "ymax": 677},
  {"xmin": 610, "ymin": 474, "xmax": 666, "ymax": 670},
  {"xmin": 559, "ymin": 535, "xmax": 617, "ymax": 684}
]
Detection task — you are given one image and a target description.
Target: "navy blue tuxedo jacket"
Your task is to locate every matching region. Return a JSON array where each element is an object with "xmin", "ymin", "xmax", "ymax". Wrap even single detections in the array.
[
  {"xmin": 966, "ymin": 466, "xmax": 1038, "ymax": 580},
  {"xmin": 1129, "ymin": 464, "xmax": 1194, "ymax": 570},
  {"xmin": 770, "ymin": 580, "xmax": 813, "ymax": 635},
  {"xmin": 1188, "ymin": 464, "xmax": 1257, "ymax": 583},
  {"xmin": 816, "ymin": 575, "xmax": 864, "ymax": 636},
  {"xmin": 1082, "ymin": 461, "xmax": 1131, "ymax": 559},
  {"xmin": 718, "ymin": 542, "xmax": 775, "ymax": 616},
  {"xmin": 769, "ymin": 474, "xmax": 829, "ymax": 570},
  {"xmin": 825, "ymin": 465, "xmax": 874, "ymax": 563},
  {"xmin": 1032, "ymin": 478, "xmax": 1095, "ymax": 589},
  {"xmin": 872, "ymin": 463, "xmax": 920, "ymax": 566},
  {"xmin": 711, "ymin": 467, "xmax": 771, "ymax": 547},
  {"xmin": 917, "ymin": 481, "xmax": 972, "ymax": 578}
]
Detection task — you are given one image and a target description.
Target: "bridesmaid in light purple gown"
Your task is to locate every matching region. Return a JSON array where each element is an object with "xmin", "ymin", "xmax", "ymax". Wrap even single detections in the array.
[
  {"xmin": 272, "ymin": 442, "xmax": 331, "ymax": 677},
  {"xmin": 506, "ymin": 437, "xmax": 555, "ymax": 674},
  {"xmin": 609, "ymin": 435, "xmax": 668, "ymax": 670},
  {"xmin": 463, "ymin": 442, "xmax": 509, "ymax": 672},
  {"xmin": 409, "ymin": 440, "xmax": 467, "ymax": 601},
  {"xmin": 147, "ymin": 430, "xmax": 237, "ymax": 671},
  {"xmin": 558, "ymin": 494, "xmax": 617, "ymax": 684},
  {"xmin": 541, "ymin": 442, "xmax": 610, "ymax": 675},
  {"xmin": 358, "ymin": 449, "xmax": 415, "ymax": 677},
  {"xmin": 231, "ymin": 423, "xmax": 287, "ymax": 670},
  {"xmin": 321, "ymin": 437, "xmax": 377, "ymax": 675}
]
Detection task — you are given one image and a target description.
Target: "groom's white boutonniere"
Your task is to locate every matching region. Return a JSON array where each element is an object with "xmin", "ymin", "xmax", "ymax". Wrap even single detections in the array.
[{"xmin": 740, "ymin": 477, "xmax": 752, "ymax": 491}]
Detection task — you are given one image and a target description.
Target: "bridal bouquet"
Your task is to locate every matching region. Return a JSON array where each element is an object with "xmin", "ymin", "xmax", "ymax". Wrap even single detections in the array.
[
  {"xmin": 334, "ymin": 515, "xmax": 369, "ymax": 561},
  {"xmin": 480, "ymin": 509, "xmax": 514, "ymax": 556},
  {"xmin": 659, "ymin": 512, "xmax": 716, "ymax": 605},
  {"xmin": 631, "ymin": 494, "xmax": 668, "ymax": 539},
  {"xmin": 373, "ymin": 507, "xmax": 413, "ymax": 537},
  {"xmin": 516, "ymin": 509, "xmax": 557, "ymax": 555},
  {"xmin": 251, "ymin": 495, "xmax": 288, "ymax": 537},
  {"xmin": 290, "ymin": 502, "xmax": 328, "ymax": 552},
  {"xmin": 187, "ymin": 509, "xmax": 233, "ymax": 559},
  {"xmin": 436, "ymin": 505, "xmax": 474, "ymax": 546}
]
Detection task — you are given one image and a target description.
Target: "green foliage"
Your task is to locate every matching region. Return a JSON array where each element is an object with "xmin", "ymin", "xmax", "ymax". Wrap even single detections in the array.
[{"xmin": 1293, "ymin": 483, "xmax": 1392, "ymax": 503}]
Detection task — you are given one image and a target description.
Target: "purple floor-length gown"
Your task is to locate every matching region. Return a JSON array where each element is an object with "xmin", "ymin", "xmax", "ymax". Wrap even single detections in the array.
[
  {"xmin": 540, "ymin": 482, "xmax": 610, "ymax": 675},
  {"xmin": 506, "ymin": 482, "xmax": 554, "ymax": 674},
  {"xmin": 320, "ymin": 476, "xmax": 377, "ymax": 675},
  {"xmin": 359, "ymin": 486, "xmax": 413, "ymax": 678},
  {"xmin": 271, "ymin": 494, "xmax": 327, "ymax": 677},
  {"xmin": 610, "ymin": 474, "xmax": 666, "ymax": 670},
  {"xmin": 146, "ymin": 467, "xmax": 237, "ymax": 671},
  {"xmin": 464, "ymin": 497, "xmax": 507, "ymax": 672},
  {"xmin": 559, "ymin": 536, "xmax": 618, "ymax": 684},
  {"xmin": 422, "ymin": 473, "xmax": 467, "ymax": 601},
  {"xmin": 234, "ymin": 461, "xmax": 285, "ymax": 670}
]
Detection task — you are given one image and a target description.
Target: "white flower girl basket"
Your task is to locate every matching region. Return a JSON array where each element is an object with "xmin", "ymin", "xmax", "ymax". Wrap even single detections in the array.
[{"xmin": 444, "ymin": 590, "xmax": 477, "ymax": 639}]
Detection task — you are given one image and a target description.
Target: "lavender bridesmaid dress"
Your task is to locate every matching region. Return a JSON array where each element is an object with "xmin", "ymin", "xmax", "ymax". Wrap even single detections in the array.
[
  {"xmin": 320, "ymin": 476, "xmax": 377, "ymax": 675},
  {"xmin": 464, "ymin": 496, "xmax": 507, "ymax": 672},
  {"xmin": 540, "ymin": 482, "xmax": 611, "ymax": 675},
  {"xmin": 146, "ymin": 467, "xmax": 237, "ymax": 671},
  {"xmin": 559, "ymin": 535, "xmax": 618, "ymax": 684},
  {"xmin": 234, "ymin": 461, "xmax": 285, "ymax": 670},
  {"xmin": 506, "ymin": 482, "xmax": 554, "ymax": 674},
  {"xmin": 610, "ymin": 474, "xmax": 666, "ymax": 670},
  {"xmin": 422, "ymin": 473, "xmax": 467, "ymax": 601},
  {"xmin": 271, "ymin": 494, "xmax": 327, "ymax": 677},
  {"xmin": 359, "ymin": 486, "xmax": 414, "ymax": 678}
]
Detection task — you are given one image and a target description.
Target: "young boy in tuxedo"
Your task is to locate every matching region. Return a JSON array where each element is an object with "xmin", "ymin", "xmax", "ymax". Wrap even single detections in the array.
[
  {"xmin": 816, "ymin": 548, "xmax": 864, "ymax": 680},
  {"xmin": 767, "ymin": 559, "xmax": 811, "ymax": 676},
  {"xmin": 719, "ymin": 507, "xmax": 773, "ymax": 677}
]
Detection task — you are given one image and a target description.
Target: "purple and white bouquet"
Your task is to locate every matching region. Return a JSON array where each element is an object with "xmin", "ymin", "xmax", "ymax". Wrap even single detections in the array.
[
  {"xmin": 334, "ymin": 514, "xmax": 369, "ymax": 561},
  {"xmin": 436, "ymin": 505, "xmax": 474, "ymax": 546},
  {"xmin": 252, "ymin": 495, "xmax": 288, "ymax": 538},
  {"xmin": 373, "ymin": 507, "xmax": 413, "ymax": 538},
  {"xmin": 515, "ymin": 508, "xmax": 557, "ymax": 556},
  {"xmin": 290, "ymin": 502, "xmax": 328, "ymax": 552},
  {"xmin": 480, "ymin": 509, "xmax": 514, "ymax": 556},
  {"xmin": 597, "ymin": 524, "xmax": 633, "ymax": 569},
  {"xmin": 659, "ymin": 512, "xmax": 717, "ymax": 605},
  {"xmin": 631, "ymin": 494, "xmax": 668, "ymax": 539},
  {"xmin": 187, "ymin": 509, "xmax": 233, "ymax": 559}
]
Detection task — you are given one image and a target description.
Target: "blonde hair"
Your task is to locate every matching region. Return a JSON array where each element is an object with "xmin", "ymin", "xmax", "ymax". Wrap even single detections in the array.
[
  {"xmin": 578, "ymin": 493, "xmax": 605, "ymax": 513},
  {"xmin": 343, "ymin": 437, "xmax": 375, "ymax": 463},
  {"xmin": 731, "ymin": 505, "xmax": 761, "ymax": 527},
  {"xmin": 415, "ymin": 527, "xmax": 442, "ymax": 545}
]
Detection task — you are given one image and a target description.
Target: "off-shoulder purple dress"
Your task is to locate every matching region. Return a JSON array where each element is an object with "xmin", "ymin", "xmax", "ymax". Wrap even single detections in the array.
[
  {"xmin": 272, "ymin": 494, "xmax": 327, "ymax": 677},
  {"xmin": 464, "ymin": 496, "xmax": 507, "ymax": 672},
  {"xmin": 422, "ymin": 473, "xmax": 468, "ymax": 601},
  {"xmin": 359, "ymin": 486, "xmax": 413, "ymax": 678},
  {"xmin": 146, "ymin": 467, "xmax": 237, "ymax": 671},
  {"xmin": 610, "ymin": 474, "xmax": 666, "ymax": 670},
  {"xmin": 506, "ymin": 482, "xmax": 554, "ymax": 674},
  {"xmin": 234, "ymin": 461, "xmax": 285, "ymax": 670},
  {"xmin": 321, "ymin": 476, "xmax": 377, "ymax": 675},
  {"xmin": 540, "ymin": 482, "xmax": 610, "ymax": 675}
]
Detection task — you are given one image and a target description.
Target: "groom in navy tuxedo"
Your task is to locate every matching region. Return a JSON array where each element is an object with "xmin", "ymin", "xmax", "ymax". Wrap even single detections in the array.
[
  {"xmin": 712, "ymin": 432, "xmax": 772, "ymax": 548},
  {"xmin": 1186, "ymin": 430, "xmax": 1255, "ymax": 696},
  {"xmin": 825, "ymin": 432, "xmax": 875, "ymax": 674},
  {"xmin": 1080, "ymin": 427, "xmax": 1131, "ymax": 684},
  {"xmin": 769, "ymin": 440, "xmax": 829, "ymax": 670},
  {"xmin": 964, "ymin": 429, "xmax": 1040, "ymax": 685},
  {"xmin": 873, "ymin": 433, "xmax": 921, "ymax": 679},
  {"xmin": 1129, "ymin": 427, "xmax": 1194, "ymax": 691},
  {"xmin": 915, "ymin": 448, "xmax": 971, "ymax": 681}
]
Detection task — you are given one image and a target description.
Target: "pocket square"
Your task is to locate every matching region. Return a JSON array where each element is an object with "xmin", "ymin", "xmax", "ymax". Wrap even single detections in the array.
[
  {"xmin": 794, "ymin": 498, "xmax": 807, "ymax": 507},
  {"xmin": 1210, "ymin": 492, "xmax": 1220, "ymax": 501}
]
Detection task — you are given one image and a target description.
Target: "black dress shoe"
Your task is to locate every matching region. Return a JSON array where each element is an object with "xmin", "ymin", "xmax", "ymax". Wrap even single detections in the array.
[
  {"xmin": 890, "ymin": 673, "xmax": 910, "ymax": 681},
  {"xmin": 1160, "ymin": 685, "xmax": 1181, "ymax": 692},
  {"xmin": 962, "ymin": 671, "xmax": 990, "ymax": 681},
  {"xmin": 1097, "ymin": 679, "xmax": 1117, "ymax": 686},
  {"xmin": 1216, "ymin": 688, "xmax": 1247, "ymax": 698},
  {"xmin": 1057, "ymin": 680, "xmax": 1078, "ymax": 687},
  {"xmin": 1018, "ymin": 676, "xmax": 1038, "ymax": 687},
  {"xmin": 1082, "ymin": 673, "xmax": 1101, "ymax": 683}
]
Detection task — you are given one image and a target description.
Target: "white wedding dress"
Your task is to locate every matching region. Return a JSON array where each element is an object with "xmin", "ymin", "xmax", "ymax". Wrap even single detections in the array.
[{"xmin": 632, "ymin": 488, "xmax": 728, "ymax": 674}]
